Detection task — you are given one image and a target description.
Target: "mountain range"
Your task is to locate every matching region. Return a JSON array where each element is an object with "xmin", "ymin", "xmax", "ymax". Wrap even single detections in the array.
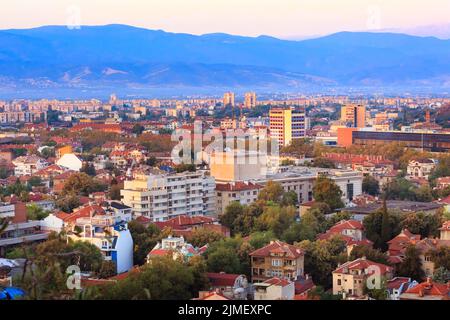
[{"xmin": 1, "ymin": 24, "xmax": 450, "ymax": 97}]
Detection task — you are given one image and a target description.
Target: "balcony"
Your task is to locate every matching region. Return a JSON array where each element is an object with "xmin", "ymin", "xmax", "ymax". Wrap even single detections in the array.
[{"xmin": 0, "ymin": 232, "xmax": 49, "ymax": 247}]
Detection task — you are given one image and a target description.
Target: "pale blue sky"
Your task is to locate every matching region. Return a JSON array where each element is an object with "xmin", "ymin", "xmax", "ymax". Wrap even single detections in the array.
[{"xmin": 1, "ymin": 0, "xmax": 450, "ymax": 38}]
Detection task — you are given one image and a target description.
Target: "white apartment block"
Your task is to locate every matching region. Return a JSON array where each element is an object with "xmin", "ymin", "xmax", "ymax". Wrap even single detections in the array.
[
  {"xmin": 12, "ymin": 155, "xmax": 48, "ymax": 176},
  {"xmin": 121, "ymin": 171, "xmax": 216, "ymax": 221}
]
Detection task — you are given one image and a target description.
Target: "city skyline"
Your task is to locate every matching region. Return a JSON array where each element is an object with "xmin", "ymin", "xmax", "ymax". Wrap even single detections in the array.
[{"xmin": 1, "ymin": 0, "xmax": 450, "ymax": 38}]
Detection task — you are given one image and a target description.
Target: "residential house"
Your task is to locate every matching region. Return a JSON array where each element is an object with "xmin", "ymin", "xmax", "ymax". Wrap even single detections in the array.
[
  {"xmin": 415, "ymin": 238, "xmax": 450, "ymax": 278},
  {"xmin": 253, "ymin": 277, "xmax": 295, "ymax": 300},
  {"xmin": 146, "ymin": 235, "xmax": 207, "ymax": 262},
  {"xmin": 387, "ymin": 229, "xmax": 421, "ymax": 265},
  {"xmin": 67, "ymin": 213, "xmax": 134, "ymax": 274},
  {"xmin": 250, "ymin": 240, "xmax": 304, "ymax": 282},
  {"xmin": 407, "ymin": 158, "xmax": 437, "ymax": 180},
  {"xmin": 399, "ymin": 278, "xmax": 449, "ymax": 300},
  {"xmin": 195, "ymin": 291, "xmax": 231, "ymax": 300},
  {"xmin": 206, "ymin": 273, "xmax": 249, "ymax": 300},
  {"xmin": 332, "ymin": 257, "xmax": 393, "ymax": 298},
  {"xmin": 386, "ymin": 277, "xmax": 418, "ymax": 300},
  {"xmin": 317, "ymin": 219, "xmax": 373, "ymax": 255},
  {"xmin": 440, "ymin": 221, "xmax": 450, "ymax": 240},
  {"xmin": 12, "ymin": 155, "xmax": 48, "ymax": 176},
  {"xmin": 436, "ymin": 177, "xmax": 450, "ymax": 190},
  {"xmin": 152, "ymin": 215, "xmax": 230, "ymax": 238}
]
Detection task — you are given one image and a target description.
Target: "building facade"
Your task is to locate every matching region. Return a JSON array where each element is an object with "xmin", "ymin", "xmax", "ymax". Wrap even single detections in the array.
[
  {"xmin": 121, "ymin": 171, "xmax": 216, "ymax": 221},
  {"xmin": 269, "ymin": 107, "xmax": 306, "ymax": 147},
  {"xmin": 250, "ymin": 240, "xmax": 304, "ymax": 283}
]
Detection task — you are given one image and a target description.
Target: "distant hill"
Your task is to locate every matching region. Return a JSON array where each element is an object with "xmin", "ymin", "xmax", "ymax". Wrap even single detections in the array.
[{"xmin": 1, "ymin": 24, "xmax": 450, "ymax": 96}]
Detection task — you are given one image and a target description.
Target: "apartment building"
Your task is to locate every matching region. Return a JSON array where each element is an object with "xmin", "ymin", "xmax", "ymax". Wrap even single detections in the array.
[
  {"xmin": 0, "ymin": 111, "xmax": 46, "ymax": 124},
  {"xmin": 250, "ymin": 240, "xmax": 305, "ymax": 282},
  {"xmin": 340, "ymin": 104, "xmax": 366, "ymax": 128},
  {"xmin": 244, "ymin": 92, "xmax": 257, "ymax": 108},
  {"xmin": 121, "ymin": 171, "xmax": 216, "ymax": 221},
  {"xmin": 256, "ymin": 166, "xmax": 363, "ymax": 205},
  {"xmin": 0, "ymin": 203, "xmax": 49, "ymax": 255},
  {"xmin": 215, "ymin": 182, "xmax": 263, "ymax": 216},
  {"xmin": 269, "ymin": 107, "xmax": 306, "ymax": 147},
  {"xmin": 223, "ymin": 92, "xmax": 235, "ymax": 107}
]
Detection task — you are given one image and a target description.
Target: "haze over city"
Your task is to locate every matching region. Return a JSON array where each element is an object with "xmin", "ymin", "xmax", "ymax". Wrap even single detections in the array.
[{"xmin": 1, "ymin": 0, "xmax": 450, "ymax": 38}]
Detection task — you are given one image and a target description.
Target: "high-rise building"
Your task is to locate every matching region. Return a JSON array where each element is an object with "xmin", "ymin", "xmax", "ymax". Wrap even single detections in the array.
[
  {"xmin": 121, "ymin": 171, "xmax": 216, "ymax": 221},
  {"xmin": 244, "ymin": 92, "xmax": 257, "ymax": 108},
  {"xmin": 269, "ymin": 107, "xmax": 306, "ymax": 147},
  {"xmin": 341, "ymin": 104, "xmax": 366, "ymax": 128},
  {"xmin": 223, "ymin": 92, "xmax": 235, "ymax": 107}
]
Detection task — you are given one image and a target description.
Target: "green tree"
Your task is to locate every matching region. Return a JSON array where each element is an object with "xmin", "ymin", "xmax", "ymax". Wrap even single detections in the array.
[
  {"xmin": 313, "ymin": 175, "xmax": 344, "ymax": 211},
  {"xmin": 312, "ymin": 157, "xmax": 336, "ymax": 169},
  {"xmin": 414, "ymin": 185, "xmax": 433, "ymax": 202},
  {"xmin": 56, "ymin": 193, "xmax": 81, "ymax": 213},
  {"xmin": 396, "ymin": 245, "xmax": 425, "ymax": 281},
  {"xmin": 62, "ymin": 173, "xmax": 105, "ymax": 196},
  {"xmin": 188, "ymin": 228, "xmax": 225, "ymax": 248},
  {"xmin": 297, "ymin": 236, "xmax": 347, "ymax": 288},
  {"xmin": 248, "ymin": 231, "xmax": 276, "ymax": 249},
  {"xmin": 255, "ymin": 205, "xmax": 297, "ymax": 238},
  {"xmin": 220, "ymin": 202, "xmax": 245, "ymax": 234},
  {"xmin": 432, "ymin": 267, "xmax": 450, "ymax": 284},
  {"xmin": 349, "ymin": 245, "xmax": 390, "ymax": 265},
  {"xmin": 81, "ymin": 163, "xmax": 97, "ymax": 177},
  {"xmin": 128, "ymin": 221, "xmax": 162, "ymax": 265},
  {"xmin": 257, "ymin": 181, "xmax": 284, "ymax": 204},
  {"xmin": 26, "ymin": 204, "xmax": 50, "ymax": 221},
  {"xmin": 383, "ymin": 178, "xmax": 417, "ymax": 201},
  {"xmin": 363, "ymin": 209, "xmax": 402, "ymax": 251},
  {"xmin": 99, "ymin": 256, "xmax": 197, "ymax": 300},
  {"xmin": 401, "ymin": 212, "xmax": 442, "ymax": 238},
  {"xmin": 430, "ymin": 246, "xmax": 450, "ymax": 270},
  {"xmin": 206, "ymin": 246, "xmax": 241, "ymax": 274},
  {"xmin": 362, "ymin": 175, "xmax": 380, "ymax": 196},
  {"xmin": 98, "ymin": 261, "xmax": 117, "ymax": 279},
  {"xmin": 132, "ymin": 124, "xmax": 145, "ymax": 135},
  {"xmin": 380, "ymin": 199, "xmax": 392, "ymax": 252},
  {"xmin": 109, "ymin": 183, "xmax": 123, "ymax": 201}
]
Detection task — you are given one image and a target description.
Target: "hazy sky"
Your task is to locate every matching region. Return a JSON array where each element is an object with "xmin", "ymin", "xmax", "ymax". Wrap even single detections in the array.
[{"xmin": 1, "ymin": 0, "xmax": 450, "ymax": 38}]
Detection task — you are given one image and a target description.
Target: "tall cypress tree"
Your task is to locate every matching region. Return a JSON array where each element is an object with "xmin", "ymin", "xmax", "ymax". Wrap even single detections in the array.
[{"xmin": 380, "ymin": 196, "xmax": 391, "ymax": 252}]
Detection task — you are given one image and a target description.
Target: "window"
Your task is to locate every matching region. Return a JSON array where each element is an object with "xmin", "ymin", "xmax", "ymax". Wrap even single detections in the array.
[
  {"xmin": 271, "ymin": 259, "xmax": 282, "ymax": 267},
  {"xmin": 347, "ymin": 184, "xmax": 354, "ymax": 201},
  {"xmin": 337, "ymin": 279, "xmax": 341, "ymax": 285}
]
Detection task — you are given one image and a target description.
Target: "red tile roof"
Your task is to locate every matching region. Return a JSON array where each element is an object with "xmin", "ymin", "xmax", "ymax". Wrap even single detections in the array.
[
  {"xmin": 55, "ymin": 205, "xmax": 105, "ymax": 223},
  {"xmin": 206, "ymin": 273, "xmax": 241, "ymax": 287},
  {"xmin": 333, "ymin": 257, "xmax": 393, "ymax": 276},
  {"xmin": 154, "ymin": 215, "xmax": 216, "ymax": 230},
  {"xmin": 328, "ymin": 220, "xmax": 364, "ymax": 233},
  {"xmin": 250, "ymin": 240, "xmax": 304, "ymax": 259},
  {"xmin": 264, "ymin": 277, "xmax": 291, "ymax": 287},
  {"xmin": 386, "ymin": 277, "xmax": 411, "ymax": 290},
  {"xmin": 215, "ymin": 182, "xmax": 263, "ymax": 192},
  {"xmin": 404, "ymin": 278, "xmax": 449, "ymax": 297}
]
